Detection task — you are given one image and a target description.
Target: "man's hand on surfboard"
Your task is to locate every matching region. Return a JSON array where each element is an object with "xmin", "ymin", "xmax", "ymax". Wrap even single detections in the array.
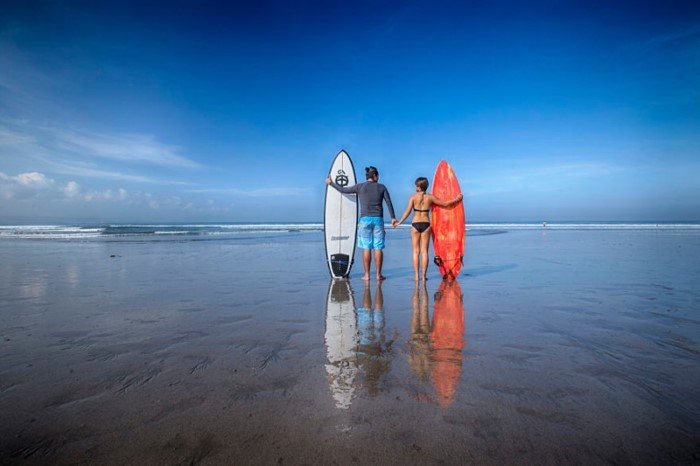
[{"xmin": 325, "ymin": 177, "xmax": 332, "ymax": 185}]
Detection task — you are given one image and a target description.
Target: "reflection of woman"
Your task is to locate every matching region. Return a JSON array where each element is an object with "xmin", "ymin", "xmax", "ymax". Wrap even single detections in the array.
[
  {"xmin": 395, "ymin": 177, "xmax": 462, "ymax": 281},
  {"xmin": 408, "ymin": 282, "xmax": 431, "ymax": 382},
  {"xmin": 430, "ymin": 280, "xmax": 465, "ymax": 407}
]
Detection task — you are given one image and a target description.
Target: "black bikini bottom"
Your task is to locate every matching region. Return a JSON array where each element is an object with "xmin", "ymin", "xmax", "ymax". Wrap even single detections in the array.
[{"xmin": 412, "ymin": 222, "xmax": 431, "ymax": 233}]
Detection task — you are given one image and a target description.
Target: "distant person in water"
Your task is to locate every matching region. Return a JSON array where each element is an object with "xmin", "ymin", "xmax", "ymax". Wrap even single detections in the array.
[
  {"xmin": 394, "ymin": 177, "xmax": 462, "ymax": 281},
  {"xmin": 326, "ymin": 166, "xmax": 398, "ymax": 281}
]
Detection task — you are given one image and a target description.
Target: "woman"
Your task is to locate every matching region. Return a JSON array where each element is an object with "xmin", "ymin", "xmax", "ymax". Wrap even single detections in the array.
[{"xmin": 394, "ymin": 177, "xmax": 462, "ymax": 281}]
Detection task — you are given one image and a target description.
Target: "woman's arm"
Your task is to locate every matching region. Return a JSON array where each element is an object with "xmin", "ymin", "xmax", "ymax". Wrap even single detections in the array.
[
  {"xmin": 430, "ymin": 193, "xmax": 463, "ymax": 207},
  {"xmin": 394, "ymin": 196, "xmax": 414, "ymax": 227}
]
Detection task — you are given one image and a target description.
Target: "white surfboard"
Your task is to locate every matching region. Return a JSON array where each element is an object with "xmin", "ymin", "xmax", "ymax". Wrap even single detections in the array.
[
  {"xmin": 324, "ymin": 150, "xmax": 358, "ymax": 278},
  {"xmin": 324, "ymin": 279, "xmax": 358, "ymax": 409}
]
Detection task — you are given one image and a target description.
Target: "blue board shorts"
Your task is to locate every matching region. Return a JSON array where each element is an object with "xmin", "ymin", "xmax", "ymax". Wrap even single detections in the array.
[{"xmin": 358, "ymin": 216, "xmax": 385, "ymax": 250}]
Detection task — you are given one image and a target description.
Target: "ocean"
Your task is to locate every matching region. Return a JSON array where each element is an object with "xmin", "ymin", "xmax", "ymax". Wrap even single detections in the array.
[{"xmin": 1, "ymin": 221, "xmax": 699, "ymax": 240}]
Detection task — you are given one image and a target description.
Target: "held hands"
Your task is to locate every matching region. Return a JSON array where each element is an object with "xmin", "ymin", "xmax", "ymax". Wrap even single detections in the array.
[{"xmin": 391, "ymin": 218, "xmax": 399, "ymax": 228}]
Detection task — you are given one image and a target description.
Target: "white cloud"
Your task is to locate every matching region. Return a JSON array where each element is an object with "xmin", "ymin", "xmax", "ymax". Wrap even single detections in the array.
[
  {"xmin": 0, "ymin": 170, "xmax": 239, "ymax": 217},
  {"xmin": 0, "ymin": 170, "xmax": 134, "ymax": 204},
  {"xmin": 508, "ymin": 163, "xmax": 614, "ymax": 180},
  {"xmin": 41, "ymin": 160, "xmax": 177, "ymax": 184},
  {"xmin": 84, "ymin": 189, "xmax": 113, "ymax": 201},
  {"xmin": 46, "ymin": 127, "xmax": 200, "ymax": 168},
  {"xmin": 0, "ymin": 51, "xmax": 200, "ymax": 184},
  {"xmin": 0, "ymin": 119, "xmax": 200, "ymax": 185},
  {"xmin": 63, "ymin": 180, "xmax": 80, "ymax": 198},
  {"xmin": 0, "ymin": 170, "xmax": 57, "ymax": 199},
  {"xmin": 185, "ymin": 187, "xmax": 311, "ymax": 197},
  {"xmin": 0, "ymin": 44, "xmax": 54, "ymax": 109},
  {"xmin": 638, "ymin": 25, "xmax": 700, "ymax": 49},
  {"xmin": 81, "ymin": 187, "xmax": 128, "ymax": 202},
  {"xmin": 465, "ymin": 162, "xmax": 617, "ymax": 197},
  {"xmin": 15, "ymin": 171, "xmax": 53, "ymax": 188}
]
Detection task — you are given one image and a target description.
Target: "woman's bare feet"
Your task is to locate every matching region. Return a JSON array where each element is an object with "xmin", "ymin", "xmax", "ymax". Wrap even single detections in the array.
[{"xmin": 376, "ymin": 274, "xmax": 386, "ymax": 281}]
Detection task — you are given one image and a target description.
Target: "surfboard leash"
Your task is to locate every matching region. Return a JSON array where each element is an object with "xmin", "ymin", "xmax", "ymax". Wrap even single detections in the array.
[{"xmin": 434, "ymin": 254, "xmax": 463, "ymax": 280}]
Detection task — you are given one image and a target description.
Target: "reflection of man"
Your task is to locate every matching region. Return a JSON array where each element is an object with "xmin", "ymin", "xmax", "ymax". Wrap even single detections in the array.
[
  {"xmin": 356, "ymin": 281, "xmax": 397, "ymax": 396},
  {"xmin": 324, "ymin": 280, "xmax": 358, "ymax": 409}
]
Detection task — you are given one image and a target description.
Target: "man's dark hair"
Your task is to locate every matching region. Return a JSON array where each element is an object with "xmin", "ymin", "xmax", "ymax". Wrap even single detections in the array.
[
  {"xmin": 365, "ymin": 166, "xmax": 379, "ymax": 180},
  {"xmin": 415, "ymin": 177, "xmax": 429, "ymax": 192}
]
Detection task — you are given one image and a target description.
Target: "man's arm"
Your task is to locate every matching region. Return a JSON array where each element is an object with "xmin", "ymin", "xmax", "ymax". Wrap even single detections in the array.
[
  {"xmin": 326, "ymin": 178, "xmax": 359, "ymax": 194},
  {"xmin": 383, "ymin": 187, "xmax": 397, "ymax": 222}
]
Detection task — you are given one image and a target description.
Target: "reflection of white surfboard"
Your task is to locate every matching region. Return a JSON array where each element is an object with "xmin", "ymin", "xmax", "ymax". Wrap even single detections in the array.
[
  {"xmin": 324, "ymin": 279, "xmax": 358, "ymax": 409},
  {"xmin": 324, "ymin": 150, "xmax": 358, "ymax": 278}
]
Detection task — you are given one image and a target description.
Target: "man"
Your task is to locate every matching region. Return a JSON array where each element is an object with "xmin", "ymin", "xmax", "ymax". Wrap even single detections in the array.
[{"xmin": 326, "ymin": 166, "xmax": 397, "ymax": 281}]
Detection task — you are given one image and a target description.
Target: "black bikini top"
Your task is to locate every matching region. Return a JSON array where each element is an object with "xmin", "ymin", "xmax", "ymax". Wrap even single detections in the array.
[{"xmin": 413, "ymin": 193, "xmax": 430, "ymax": 212}]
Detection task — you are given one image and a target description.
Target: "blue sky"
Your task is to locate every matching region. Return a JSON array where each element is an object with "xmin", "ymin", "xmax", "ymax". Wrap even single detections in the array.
[{"xmin": 0, "ymin": 0, "xmax": 698, "ymax": 222}]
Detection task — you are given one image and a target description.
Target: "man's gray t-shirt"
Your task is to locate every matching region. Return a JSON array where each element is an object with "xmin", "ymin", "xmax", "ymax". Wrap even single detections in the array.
[{"xmin": 330, "ymin": 181, "xmax": 396, "ymax": 219}]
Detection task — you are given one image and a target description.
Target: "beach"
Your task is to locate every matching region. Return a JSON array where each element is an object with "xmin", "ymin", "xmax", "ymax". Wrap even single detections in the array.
[{"xmin": 0, "ymin": 225, "xmax": 698, "ymax": 464}]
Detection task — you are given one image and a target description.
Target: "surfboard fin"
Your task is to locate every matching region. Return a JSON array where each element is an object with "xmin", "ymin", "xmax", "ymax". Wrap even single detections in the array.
[{"xmin": 330, "ymin": 254, "xmax": 351, "ymax": 277}]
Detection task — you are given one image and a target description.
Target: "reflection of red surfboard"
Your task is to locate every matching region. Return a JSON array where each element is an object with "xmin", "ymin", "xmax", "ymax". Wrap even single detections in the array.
[
  {"xmin": 430, "ymin": 280, "xmax": 465, "ymax": 407},
  {"xmin": 431, "ymin": 160, "xmax": 465, "ymax": 280}
]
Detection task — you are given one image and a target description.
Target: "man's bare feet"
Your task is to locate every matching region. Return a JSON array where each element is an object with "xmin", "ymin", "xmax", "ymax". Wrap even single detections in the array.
[
  {"xmin": 413, "ymin": 274, "xmax": 420, "ymax": 281},
  {"xmin": 422, "ymin": 275, "xmax": 428, "ymax": 281},
  {"xmin": 361, "ymin": 274, "xmax": 370, "ymax": 281},
  {"xmin": 376, "ymin": 274, "xmax": 386, "ymax": 281}
]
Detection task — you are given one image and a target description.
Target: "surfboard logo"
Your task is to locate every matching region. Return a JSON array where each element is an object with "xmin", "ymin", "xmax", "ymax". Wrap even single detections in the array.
[{"xmin": 335, "ymin": 169, "xmax": 349, "ymax": 187}]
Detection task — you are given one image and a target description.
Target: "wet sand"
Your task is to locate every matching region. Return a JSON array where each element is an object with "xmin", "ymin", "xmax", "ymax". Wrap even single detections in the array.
[{"xmin": 0, "ymin": 229, "xmax": 698, "ymax": 464}]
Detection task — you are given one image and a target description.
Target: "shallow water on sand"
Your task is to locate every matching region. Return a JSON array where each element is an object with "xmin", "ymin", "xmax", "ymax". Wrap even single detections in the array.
[{"xmin": 0, "ymin": 229, "xmax": 698, "ymax": 464}]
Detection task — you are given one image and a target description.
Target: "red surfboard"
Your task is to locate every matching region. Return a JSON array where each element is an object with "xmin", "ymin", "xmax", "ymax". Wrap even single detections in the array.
[{"xmin": 431, "ymin": 160, "xmax": 465, "ymax": 280}]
